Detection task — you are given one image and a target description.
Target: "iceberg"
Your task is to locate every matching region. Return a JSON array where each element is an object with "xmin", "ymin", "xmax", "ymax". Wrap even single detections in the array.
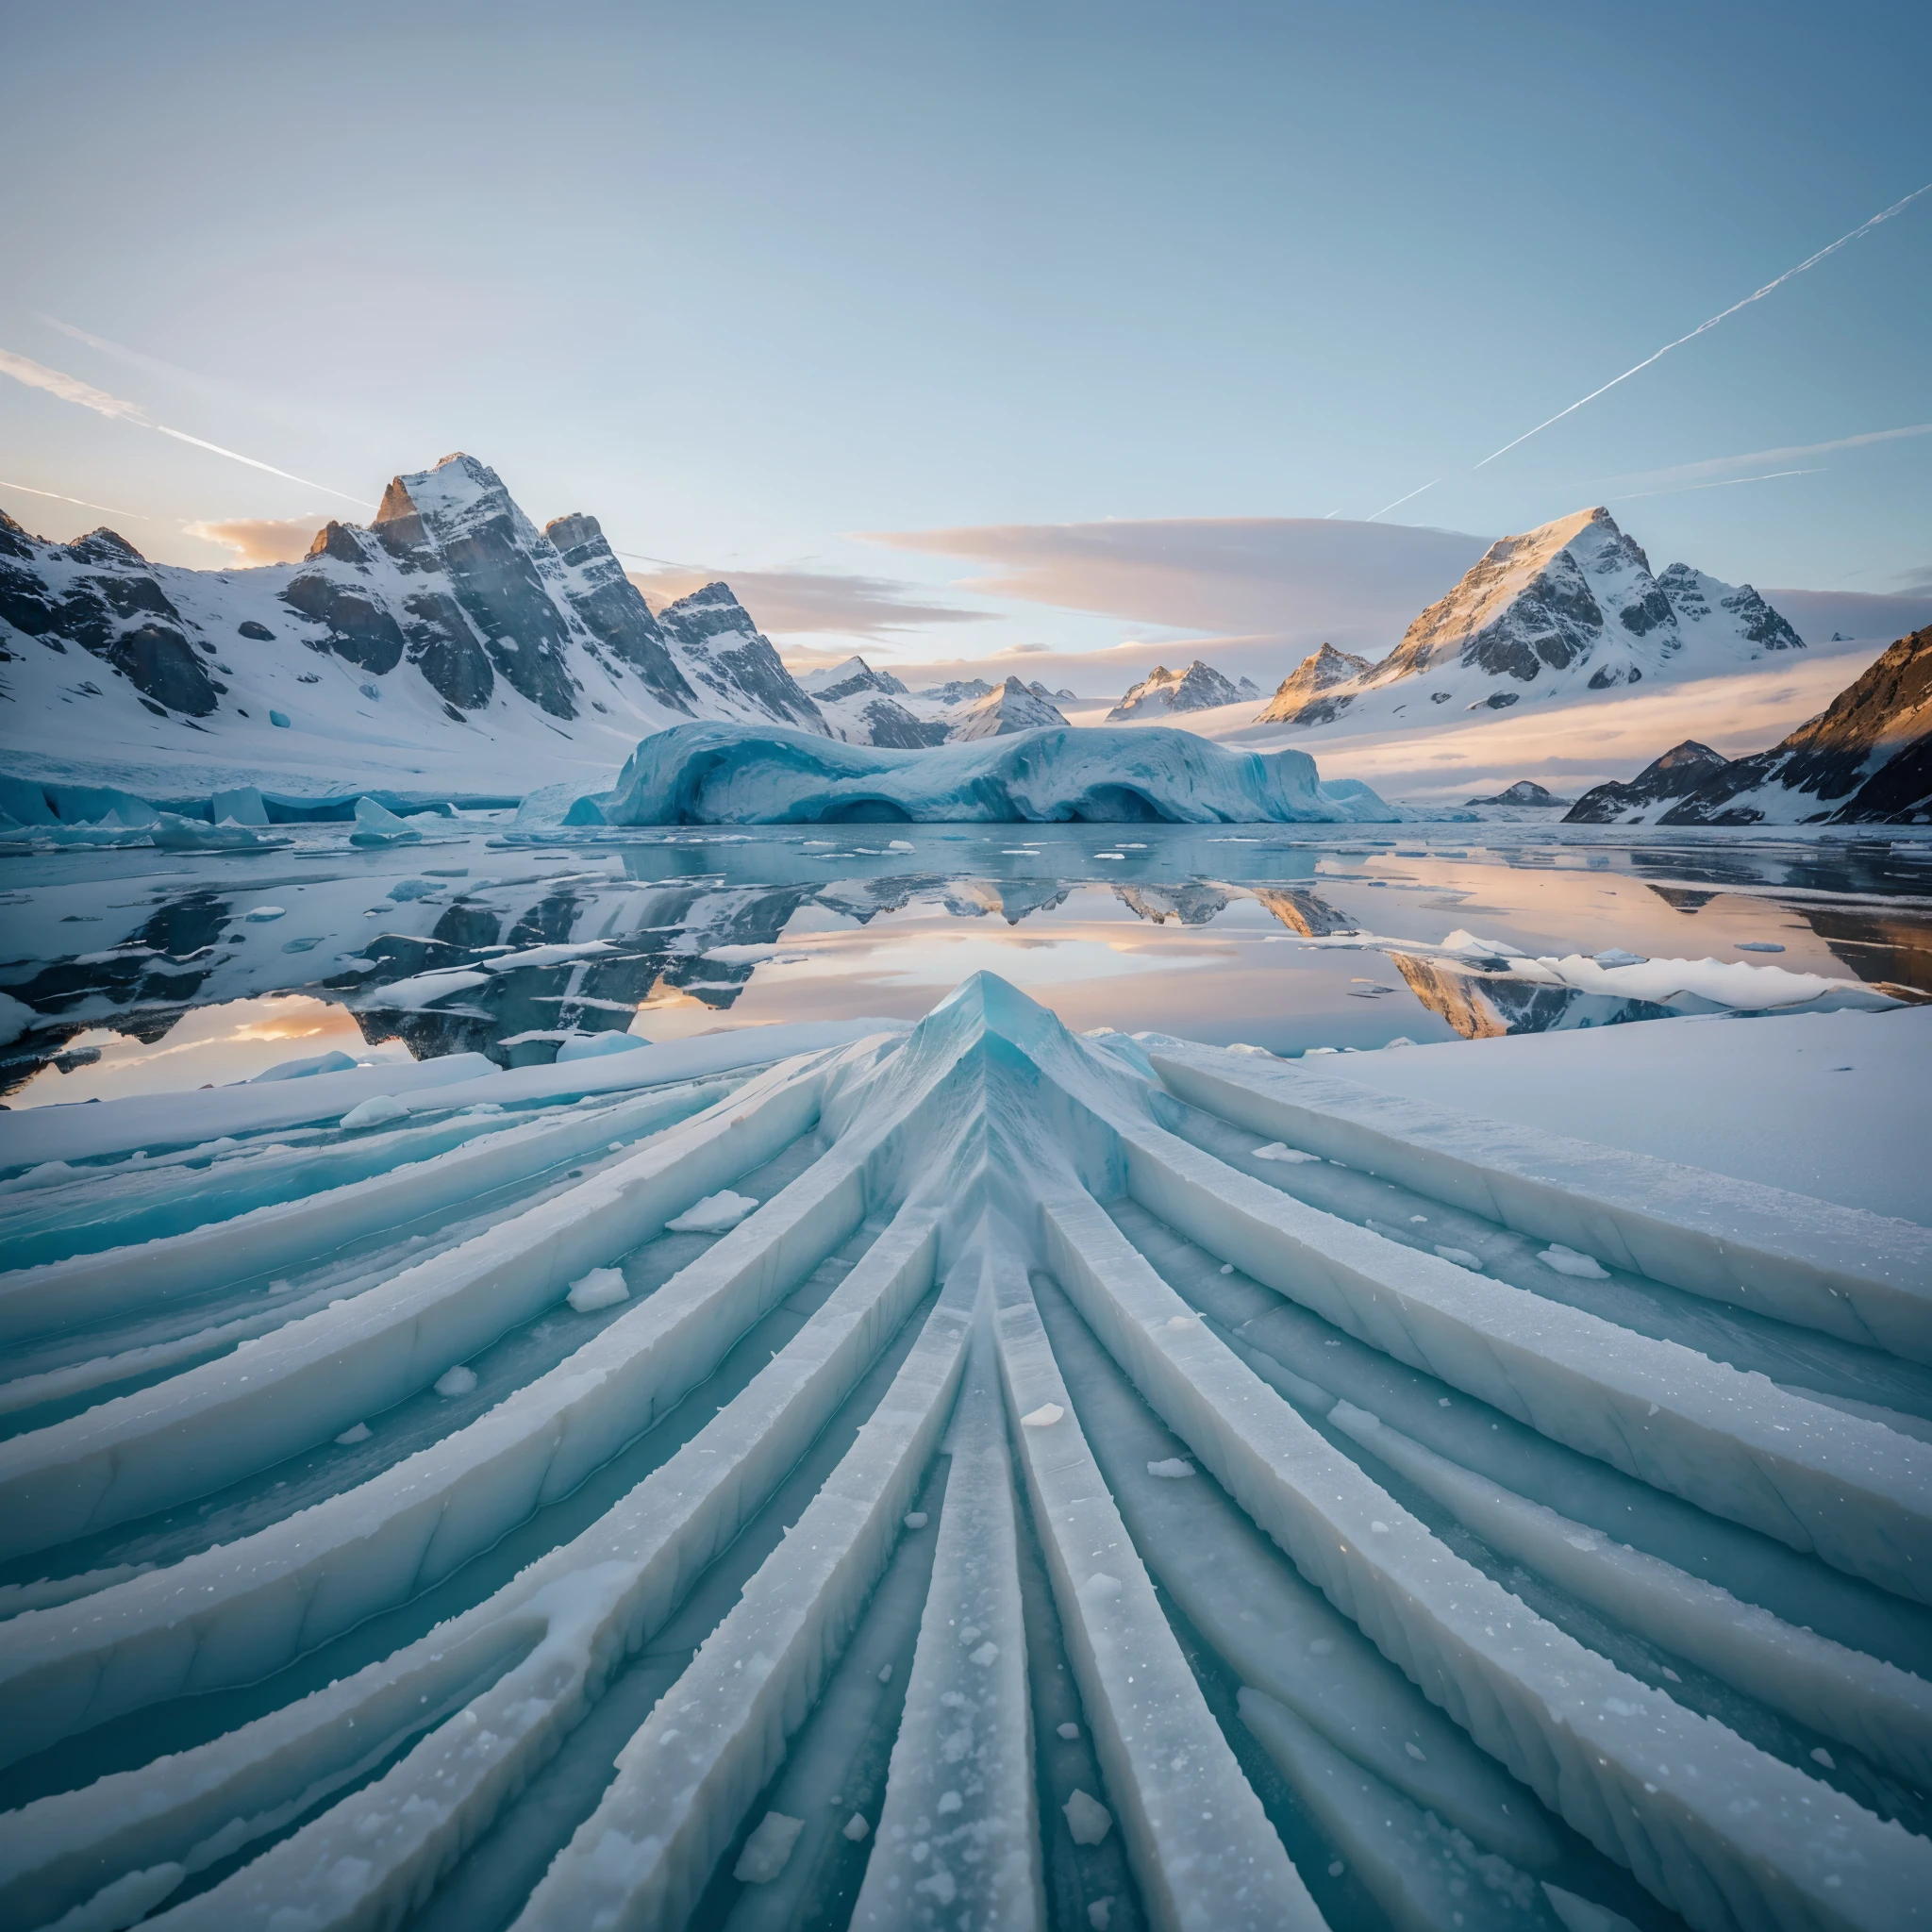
[
  {"xmin": 0, "ymin": 976, "xmax": 1924, "ymax": 1932},
  {"xmin": 560, "ymin": 721, "xmax": 1398, "ymax": 824}
]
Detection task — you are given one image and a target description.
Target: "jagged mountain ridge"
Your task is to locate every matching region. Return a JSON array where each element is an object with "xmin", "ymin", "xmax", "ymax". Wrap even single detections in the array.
[
  {"xmin": 1563, "ymin": 627, "xmax": 1932, "ymax": 826},
  {"xmin": 1107, "ymin": 658, "xmax": 1259, "ymax": 721},
  {"xmin": 1260, "ymin": 507, "xmax": 1805, "ymax": 732},
  {"xmin": 0, "ymin": 453, "xmax": 848, "ymax": 796}
]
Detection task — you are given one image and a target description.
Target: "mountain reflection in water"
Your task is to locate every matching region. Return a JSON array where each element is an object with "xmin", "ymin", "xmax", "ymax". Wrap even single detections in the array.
[{"xmin": 3, "ymin": 822, "xmax": 1928, "ymax": 1102}]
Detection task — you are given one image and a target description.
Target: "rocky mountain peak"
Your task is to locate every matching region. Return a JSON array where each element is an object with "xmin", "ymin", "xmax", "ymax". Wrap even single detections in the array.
[
  {"xmin": 948, "ymin": 675, "xmax": 1071, "ymax": 741},
  {"xmin": 307, "ymin": 521, "xmax": 368, "ymax": 565},
  {"xmin": 1107, "ymin": 658, "xmax": 1244, "ymax": 721},
  {"xmin": 1254, "ymin": 641, "xmax": 1375, "ymax": 724},
  {"xmin": 66, "ymin": 528, "xmax": 148, "ymax": 567},
  {"xmin": 800, "ymin": 655, "xmax": 909, "ymax": 702}
]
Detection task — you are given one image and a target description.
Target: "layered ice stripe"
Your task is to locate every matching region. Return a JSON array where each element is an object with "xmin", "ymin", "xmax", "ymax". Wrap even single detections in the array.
[
  {"xmin": 575, "ymin": 720, "xmax": 1397, "ymax": 826},
  {"xmin": 853, "ymin": 1322, "xmax": 1043, "ymax": 1928},
  {"xmin": 1040, "ymin": 1189, "xmax": 1932, "ymax": 1932},
  {"xmin": 1144, "ymin": 1042, "xmax": 1932, "ymax": 1364},
  {"xmin": 1107, "ymin": 1114, "xmax": 1932, "ymax": 1604},
  {"xmin": 0, "ymin": 1054, "xmax": 837, "ymax": 1562},
  {"xmin": 1028, "ymin": 1270, "xmax": 1562, "ymax": 1876},
  {"xmin": 1327, "ymin": 1403, "xmax": 1932, "ymax": 1790},
  {"xmin": 0, "ymin": 1212, "xmax": 942, "ymax": 1930},
  {"xmin": 508, "ymin": 1264, "xmax": 978, "ymax": 1932},
  {"xmin": 0, "ymin": 1152, "xmax": 920, "ymax": 1766},
  {"xmin": 0, "ymin": 1079, "xmax": 731, "ymax": 1346},
  {"xmin": 991, "ymin": 1246, "xmax": 1325, "ymax": 1932}
]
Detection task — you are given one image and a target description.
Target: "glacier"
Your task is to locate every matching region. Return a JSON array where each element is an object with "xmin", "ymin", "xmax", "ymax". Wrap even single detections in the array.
[
  {"xmin": 0, "ymin": 973, "xmax": 1927, "ymax": 1930},
  {"xmin": 556, "ymin": 720, "xmax": 1398, "ymax": 825}
]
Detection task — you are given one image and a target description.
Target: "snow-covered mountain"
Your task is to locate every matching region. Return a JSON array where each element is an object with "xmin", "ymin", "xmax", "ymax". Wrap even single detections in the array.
[
  {"xmin": 1255, "ymin": 643, "xmax": 1374, "ymax": 724},
  {"xmin": 1564, "ymin": 741, "xmax": 1731, "ymax": 823},
  {"xmin": 0, "ymin": 453, "xmax": 846, "ymax": 799},
  {"xmin": 1569, "ymin": 625, "xmax": 1932, "ymax": 825},
  {"xmin": 1106, "ymin": 658, "xmax": 1258, "ymax": 721},
  {"xmin": 1258, "ymin": 508, "xmax": 1805, "ymax": 733},
  {"xmin": 799, "ymin": 655, "xmax": 909, "ymax": 701},
  {"xmin": 795, "ymin": 655, "xmax": 948, "ymax": 748},
  {"xmin": 946, "ymin": 675, "xmax": 1072, "ymax": 740}
]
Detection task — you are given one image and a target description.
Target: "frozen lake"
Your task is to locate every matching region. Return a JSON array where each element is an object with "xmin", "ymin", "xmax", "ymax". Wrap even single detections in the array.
[{"xmin": 4, "ymin": 817, "xmax": 1929, "ymax": 1107}]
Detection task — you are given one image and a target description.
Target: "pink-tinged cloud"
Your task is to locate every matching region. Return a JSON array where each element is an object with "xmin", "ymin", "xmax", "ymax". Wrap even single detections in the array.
[
  {"xmin": 182, "ymin": 514, "xmax": 326, "ymax": 564},
  {"xmin": 863, "ymin": 516, "xmax": 1491, "ymax": 646},
  {"xmin": 625, "ymin": 565, "xmax": 982, "ymax": 640}
]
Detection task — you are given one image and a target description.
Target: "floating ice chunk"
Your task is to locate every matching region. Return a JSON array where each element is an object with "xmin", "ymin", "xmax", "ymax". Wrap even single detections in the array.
[
  {"xmin": 1, "ymin": 1160, "xmax": 80, "ymax": 1193},
  {"xmin": 340, "ymin": 1094, "xmax": 409, "ymax": 1130},
  {"xmin": 152, "ymin": 812, "xmax": 271, "ymax": 852},
  {"xmin": 1593, "ymin": 947, "xmax": 1648, "ymax": 968},
  {"xmin": 1062, "ymin": 1790, "xmax": 1112, "ymax": 1845},
  {"xmin": 1811, "ymin": 1747, "xmax": 1835, "ymax": 1770},
  {"xmin": 734, "ymin": 1811, "xmax": 805, "ymax": 1883},
  {"xmin": 1146, "ymin": 1458, "xmax": 1195, "ymax": 1478},
  {"xmin": 842, "ymin": 1813, "xmax": 870, "ymax": 1841},
  {"xmin": 334, "ymin": 1423, "xmax": 371, "ymax": 1445},
  {"xmin": 554, "ymin": 1031, "xmax": 649, "ymax": 1062},
  {"xmin": 1738, "ymin": 941, "xmax": 1786, "ymax": 954},
  {"xmin": 1089, "ymin": 1901, "xmax": 1112, "ymax": 1930},
  {"xmin": 1539, "ymin": 1244, "xmax": 1610, "ymax": 1279},
  {"xmin": 433, "ymin": 1365, "xmax": 477, "ymax": 1397},
  {"xmin": 242, "ymin": 905, "xmax": 286, "ymax": 923},
  {"xmin": 888, "ymin": 839, "xmax": 914, "ymax": 851},
  {"xmin": 665, "ymin": 1189, "xmax": 758, "ymax": 1234},
  {"xmin": 1434, "ymin": 1244, "xmax": 1482, "ymax": 1269},
  {"xmin": 904, "ymin": 1510, "xmax": 928, "ymax": 1529},
  {"xmin": 1058, "ymin": 1722, "xmax": 1080, "ymax": 1740},
  {"xmin": 1254, "ymin": 1142, "xmax": 1319, "ymax": 1162},
  {"xmin": 386, "ymin": 878, "xmax": 436, "ymax": 902},
  {"xmin": 566, "ymin": 1267, "xmax": 629, "ymax": 1313},
  {"xmin": 349, "ymin": 796, "xmax": 422, "ymax": 847},
  {"xmin": 251, "ymin": 1050, "xmax": 358, "ymax": 1082},
  {"xmin": 1021, "ymin": 1403, "xmax": 1064, "ymax": 1428}
]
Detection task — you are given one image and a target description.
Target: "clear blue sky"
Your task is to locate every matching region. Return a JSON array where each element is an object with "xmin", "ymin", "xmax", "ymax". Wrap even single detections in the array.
[{"xmin": 2, "ymin": 0, "xmax": 1926, "ymax": 670}]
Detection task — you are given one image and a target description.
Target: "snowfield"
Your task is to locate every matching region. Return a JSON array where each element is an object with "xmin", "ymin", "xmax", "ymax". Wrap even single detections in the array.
[{"xmin": 0, "ymin": 973, "xmax": 1926, "ymax": 1931}]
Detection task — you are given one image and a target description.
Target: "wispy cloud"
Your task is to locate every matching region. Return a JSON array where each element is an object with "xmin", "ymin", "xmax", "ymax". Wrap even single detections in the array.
[
  {"xmin": 620, "ymin": 558, "xmax": 983, "ymax": 640},
  {"xmin": 0, "ymin": 344, "xmax": 372, "ymax": 508},
  {"xmin": 1586, "ymin": 421, "xmax": 1932, "ymax": 494},
  {"xmin": 866, "ymin": 516, "xmax": 1489, "ymax": 644},
  {"xmin": 182, "ymin": 514, "xmax": 324, "ymax": 564}
]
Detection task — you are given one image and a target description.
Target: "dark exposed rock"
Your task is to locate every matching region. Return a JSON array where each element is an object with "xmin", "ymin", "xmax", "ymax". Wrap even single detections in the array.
[
  {"xmin": 280, "ymin": 571, "xmax": 407, "ymax": 674},
  {"xmin": 1663, "ymin": 626, "xmax": 1932, "ymax": 824},
  {"xmin": 801, "ymin": 656, "xmax": 910, "ymax": 703},
  {"xmin": 375, "ymin": 456, "xmax": 578, "ymax": 719},
  {"xmin": 656, "ymin": 581, "xmax": 827, "ymax": 733},
  {"xmin": 0, "ymin": 510, "xmax": 35, "ymax": 560},
  {"xmin": 307, "ymin": 521, "xmax": 369, "ymax": 565},
  {"xmin": 108, "ymin": 624, "xmax": 220, "ymax": 715},
  {"xmin": 398, "ymin": 590, "xmax": 494, "ymax": 709},
  {"xmin": 1564, "ymin": 741, "xmax": 1730, "ymax": 823},
  {"xmin": 854, "ymin": 696, "xmax": 948, "ymax": 748},
  {"xmin": 543, "ymin": 512, "xmax": 697, "ymax": 713},
  {"xmin": 237, "ymin": 620, "xmax": 275, "ymax": 641}
]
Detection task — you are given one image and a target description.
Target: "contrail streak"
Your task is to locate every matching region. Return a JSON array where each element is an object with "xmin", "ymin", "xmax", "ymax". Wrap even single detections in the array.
[
  {"xmin": 1608, "ymin": 466, "xmax": 1824, "ymax": 504},
  {"xmin": 1474, "ymin": 182, "xmax": 1932, "ymax": 469},
  {"xmin": 0, "ymin": 344, "xmax": 372, "ymax": 508},
  {"xmin": 0, "ymin": 477, "xmax": 153, "ymax": 520},
  {"xmin": 1366, "ymin": 477, "xmax": 1439, "ymax": 521}
]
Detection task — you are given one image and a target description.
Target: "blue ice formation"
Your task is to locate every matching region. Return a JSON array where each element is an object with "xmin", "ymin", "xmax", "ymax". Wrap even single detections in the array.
[{"xmin": 562, "ymin": 722, "xmax": 1397, "ymax": 824}]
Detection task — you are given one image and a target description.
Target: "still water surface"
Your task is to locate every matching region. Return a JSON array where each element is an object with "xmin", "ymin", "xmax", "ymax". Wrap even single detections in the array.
[{"xmin": 4, "ymin": 819, "xmax": 1928, "ymax": 1106}]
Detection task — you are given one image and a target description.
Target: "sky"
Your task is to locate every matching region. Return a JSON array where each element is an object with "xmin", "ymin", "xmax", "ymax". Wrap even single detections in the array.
[{"xmin": 2, "ymin": 0, "xmax": 1928, "ymax": 690}]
